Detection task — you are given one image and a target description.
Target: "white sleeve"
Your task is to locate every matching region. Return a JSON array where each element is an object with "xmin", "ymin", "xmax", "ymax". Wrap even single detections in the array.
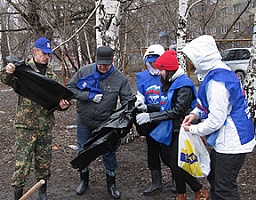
[
  {"xmin": 190, "ymin": 107, "xmax": 201, "ymax": 120},
  {"xmin": 136, "ymin": 91, "xmax": 145, "ymax": 103},
  {"xmin": 189, "ymin": 80, "xmax": 230, "ymax": 136}
]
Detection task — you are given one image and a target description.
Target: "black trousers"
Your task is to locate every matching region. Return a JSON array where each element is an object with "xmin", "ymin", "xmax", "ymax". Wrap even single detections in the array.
[
  {"xmin": 166, "ymin": 131, "xmax": 202, "ymax": 194},
  {"xmin": 207, "ymin": 149, "xmax": 246, "ymax": 200},
  {"xmin": 146, "ymin": 134, "xmax": 161, "ymax": 170}
]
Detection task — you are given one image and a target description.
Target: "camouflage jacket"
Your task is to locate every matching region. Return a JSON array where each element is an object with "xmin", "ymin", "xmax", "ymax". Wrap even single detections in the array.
[{"xmin": 0, "ymin": 58, "xmax": 59, "ymax": 130}]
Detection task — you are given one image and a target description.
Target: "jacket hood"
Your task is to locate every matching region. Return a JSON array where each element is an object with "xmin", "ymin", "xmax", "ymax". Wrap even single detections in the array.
[
  {"xmin": 182, "ymin": 35, "xmax": 229, "ymax": 81},
  {"xmin": 145, "ymin": 62, "xmax": 159, "ymax": 75}
]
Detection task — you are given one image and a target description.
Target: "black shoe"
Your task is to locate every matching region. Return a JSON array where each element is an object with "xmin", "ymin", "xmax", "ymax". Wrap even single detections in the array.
[
  {"xmin": 14, "ymin": 187, "xmax": 23, "ymax": 200},
  {"xmin": 38, "ymin": 181, "xmax": 47, "ymax": 200},
  {"xmin": 143, "ymin": 170, "xmax": 162, "ymax": 196},
  {"xmin": 170, "ymin": 178, "xmax": 177, "ymax": 194},
  {"xmin": 76, "ymin": 171, "xmax": 89, "ymax": 195},
  {"xmin": 106, "ymin": 174, "xmax": 121, "ymax": 199},
  {"xmin": 143, "ymin": 185, "xmax": 163, "ymax": 196}
]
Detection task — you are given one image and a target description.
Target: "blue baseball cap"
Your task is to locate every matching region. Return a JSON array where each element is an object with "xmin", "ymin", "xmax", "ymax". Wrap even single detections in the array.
[
  {"xmin": 144, "ymin": 54, "xmax": 159, "ymax": 63},
  {"xmin": 34, "ymin": 38, "xmax": 53, "ymax": 54}
]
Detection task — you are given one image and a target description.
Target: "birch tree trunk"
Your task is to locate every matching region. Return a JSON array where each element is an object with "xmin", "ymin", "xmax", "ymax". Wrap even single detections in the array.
[
  {"xmin": 95, "ymin": 0, "xmax": 122, "ymax": 69},
  {"xmin": 176, "ymin": 0, "xmax": 188, "ymax": 71},
  {"xmin": 84, "ymin": 31, "xmax": 92, "ymax": 64},
  {"xmin": 76, "ymin": 33, "xmax": 83, "ymax": 68},
  {"xmin": 243, "ymin": 11, "xmax": 256, "ymax": 126},
  {"xmin": 176, "ymin": 0, "xmax": 216, "ymax": 72}
]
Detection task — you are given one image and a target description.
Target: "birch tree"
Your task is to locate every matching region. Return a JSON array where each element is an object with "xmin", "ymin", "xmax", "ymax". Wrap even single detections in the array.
[
  {"xmin": 95, "ymin": 0, "xmax": 122, "ymax": 68},
  {"xmin": 176, "ymin": 0, "xmax": 189, "ymax": 71},
  {"xmin": 243, "ymin": 11, "xmax": 256, "ymax": 126},
  {"xmin": 176, "ymin": 0, "xmax": 217, "ymax": 71}
]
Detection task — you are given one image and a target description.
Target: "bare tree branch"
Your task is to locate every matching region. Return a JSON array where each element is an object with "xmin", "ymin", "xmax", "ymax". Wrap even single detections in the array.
[{"xmin": 53, "ymin": 1, "xmax": 102, "ymax": 51}]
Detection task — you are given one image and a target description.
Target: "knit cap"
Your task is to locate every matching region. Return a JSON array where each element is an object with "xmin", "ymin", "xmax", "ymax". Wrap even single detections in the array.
[{"xmin": 155, "ymin": 50, "xmax": 178, "ymax": 71}]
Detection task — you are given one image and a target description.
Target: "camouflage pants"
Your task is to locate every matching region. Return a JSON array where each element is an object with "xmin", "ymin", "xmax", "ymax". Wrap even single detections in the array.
[{"xmin": 11, "ymin": 128, "xmax": 52, "ymax": 188}]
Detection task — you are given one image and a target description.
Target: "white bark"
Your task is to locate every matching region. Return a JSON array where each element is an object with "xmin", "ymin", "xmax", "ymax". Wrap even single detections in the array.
[
  {"xmin": 176, "ymin": 0, "xmax": 188, "ymax": 71},
  {"xmin": 243, "ymin": 11, "xmax": 256, "ymax": 125},
  {"xmin": 76, "ymin": 33, "xmax": 83, "ymax": 67},
  {"xmin": 176, "ymin": 0, "xmax": 214, "ymax": 71},
  {"xmin": 84, "ymin": 31, "xmax": 92, "ymax": 64},
  {"xmin": 95, "ymin": 0, "xmax": 122, "ymax": 68}
]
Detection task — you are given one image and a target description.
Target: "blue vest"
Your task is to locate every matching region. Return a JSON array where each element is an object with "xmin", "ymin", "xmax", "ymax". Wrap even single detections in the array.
[
  {"xmin": 198, "ymin": 69, "xmax": 254, "ymax": 146},
  {"xmin": 150, "ymin": 74, "xmax": 197, "ymax": 145},
  {"xmin": 136, "ymin": 70, "xmax": 161, "ymax": 105}
]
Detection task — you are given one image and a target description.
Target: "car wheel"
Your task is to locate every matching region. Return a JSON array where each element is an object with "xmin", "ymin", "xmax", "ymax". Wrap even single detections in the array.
[{"xmin": 235, "ymin": 70, "xmax": 245, "ymax": 82}]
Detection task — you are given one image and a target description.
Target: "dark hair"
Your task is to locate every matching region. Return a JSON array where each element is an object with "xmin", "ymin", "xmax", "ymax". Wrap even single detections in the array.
[{"xmin": 160, "ymin": 70, "xmax": 177, "ymax": 93}]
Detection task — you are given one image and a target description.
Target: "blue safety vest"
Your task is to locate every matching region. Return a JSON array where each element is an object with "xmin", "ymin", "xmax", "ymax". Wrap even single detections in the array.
[
  {"xmin": 197, "ymin": 68, "xmax": 254, "ymax": 146},
  {"xmin": 136, "ymin": 70, "xmax": 161, "ymax": 105},
  {"xmin": 150, "ymin": 74, "xmax": 197, "ymax": 145}
]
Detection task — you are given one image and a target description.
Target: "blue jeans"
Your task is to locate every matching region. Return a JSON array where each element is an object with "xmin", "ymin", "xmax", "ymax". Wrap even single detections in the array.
[{"xmin": 77, "ymin": 124, "xmax": 118, "ymax": 174}]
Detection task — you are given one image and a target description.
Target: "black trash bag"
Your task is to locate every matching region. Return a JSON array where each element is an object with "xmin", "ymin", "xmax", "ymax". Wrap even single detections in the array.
[
  {"xmin": 70, "ymin": 97, "xmax": 136, "ymax": 171},
  {"xmin": 134, "ymin": 121, "xmax": 158, "ymax": 136},
  {"xmin": 6, "ymin": 55, "xmax": 74, "ymax": 113}
]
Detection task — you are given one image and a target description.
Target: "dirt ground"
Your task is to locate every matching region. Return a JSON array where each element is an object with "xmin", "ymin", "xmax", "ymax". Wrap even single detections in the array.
[{"xmin": 1, "ymin": 74, "xmax": 256, "ymax": 200}]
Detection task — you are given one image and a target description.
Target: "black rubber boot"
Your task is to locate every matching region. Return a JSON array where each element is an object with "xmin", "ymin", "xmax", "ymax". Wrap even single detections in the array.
[
  {"xmin": 106, "ymin": 174, "xmax": 121, "ymax": 199},
  {"xmin": 143, "ymin": 170, "xmax": 163, "ymax": 196},
  {"xmin": 76, "ymin": 171, "xmax": 89, "ymax": 195},
  {"xmin": 14, "ymin": 186, "xmax": 23, "ymax": 200},
  {"xmin": 170, "ymin": 178, "xmax": 177, "ymax": 193},
  {"xmin": 38, "ymin": 181, "xmax": 47, "ymax": 200}
]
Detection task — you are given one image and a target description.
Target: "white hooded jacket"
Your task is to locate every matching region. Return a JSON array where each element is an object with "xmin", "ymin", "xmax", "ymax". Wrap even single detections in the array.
[{"xmin": 182, "ymin": 35, "xmax": 255, "ymax": 154}]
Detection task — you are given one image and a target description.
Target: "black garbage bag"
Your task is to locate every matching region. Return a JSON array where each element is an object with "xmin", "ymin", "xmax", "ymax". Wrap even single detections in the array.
[
  {"xmin": 70, "ymin": 98, "xmax": 136, "ymax": 171},
  {"xmin": 5, "ymin": 55, "xmax": 74, "ymax": 113}
]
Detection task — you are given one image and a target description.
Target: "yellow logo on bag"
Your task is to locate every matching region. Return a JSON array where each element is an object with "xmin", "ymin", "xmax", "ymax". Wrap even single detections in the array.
[{"xmin": 179, "ymin": 139, "xmax": 203, "ymax": 177}]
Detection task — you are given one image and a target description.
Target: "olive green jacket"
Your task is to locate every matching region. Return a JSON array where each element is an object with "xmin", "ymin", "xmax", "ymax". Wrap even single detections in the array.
[{"xmin": 0, "ymin": 58, "xmax": 59, "ymax": 130}]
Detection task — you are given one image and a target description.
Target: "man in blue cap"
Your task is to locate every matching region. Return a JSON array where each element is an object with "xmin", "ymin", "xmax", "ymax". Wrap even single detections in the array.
[
  {"xmin": 32, "ymin": 38, "xmax": 53, "ymax": 74},
  {"xmin": 0, "ymin": 37, "xmax": 70, "ymax": 200},
  {"xmin": 34, "ymin": 37, "xmax": 53, "ymax": 53}
]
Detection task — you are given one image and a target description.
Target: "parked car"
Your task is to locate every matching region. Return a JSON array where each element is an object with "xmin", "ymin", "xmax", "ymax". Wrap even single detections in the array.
[{"xmin": 220, "ymin": 47, "xmax": 251, "ymax": 81}]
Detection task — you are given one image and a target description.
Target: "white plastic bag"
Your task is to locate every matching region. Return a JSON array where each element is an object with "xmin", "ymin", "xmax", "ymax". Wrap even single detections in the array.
[{"xmin": 178, "ymin": 127, "xmax": 211, "ymax": 178}]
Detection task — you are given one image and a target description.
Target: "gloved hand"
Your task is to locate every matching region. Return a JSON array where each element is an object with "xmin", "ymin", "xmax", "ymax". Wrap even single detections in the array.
[
  {"xmin": 92, "ymin": 94, "xmax": 103, "ymax": 103},
  {"xmin": 135, "ymin": 101, "xmax": 147, "ymax": 112},
  {"xmin": 136, "ymin": 113, "xmax": 150, "ymax": 125}
]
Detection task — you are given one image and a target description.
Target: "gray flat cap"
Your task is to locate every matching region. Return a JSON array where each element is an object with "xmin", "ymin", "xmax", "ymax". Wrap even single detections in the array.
[{"xmin": 96, "ymin": 46, "xmax": 114, "ymax": 65}]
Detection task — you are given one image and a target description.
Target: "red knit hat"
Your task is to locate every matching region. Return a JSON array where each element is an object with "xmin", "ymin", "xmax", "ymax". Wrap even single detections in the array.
[{"xmin": 155, "ymin": 50, "xmax": 179, "ymax": 71}]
